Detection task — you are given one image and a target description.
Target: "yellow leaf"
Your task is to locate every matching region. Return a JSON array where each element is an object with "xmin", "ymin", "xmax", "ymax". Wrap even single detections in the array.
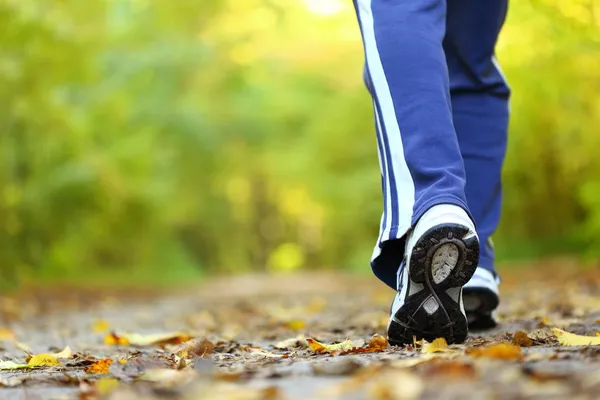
[
  {"xmin": 85, "ymin": 359, "xmax": 113, "ymax": 374},
  {"xmin": 467, "ymin": 343, "xmax": 522, "ymax": 360},
  {"xmin": 422, "ymin": 338, "xmax": 451, "ymax": 354},
  {"xmin": 92, "ymin": 319, "xmax": 110, "ymax": 333},
  {"xmin": 306, "ymin": 338, "xmax": 354, "ymax": 354},
  {"xmin": 551, "ymin": 328, "xmax": 600, "ymax": 346},
  {"xmin": 27, "ymin": 354, "xmax": 60, "ymax": 367},
  {"xmin": 0, "ymin": 328, "xmax": 15, "ymax": 341},
  {"xmin": 105, "ymin": 331, "xmax": 191, "ymax": 347},
  {"xmin": 118, "ymin": 359, "xmax": 127, "ymax": 365},
  {"xmin": 52, "ymin": 346, "xmax": 72, "ymax": 359}
]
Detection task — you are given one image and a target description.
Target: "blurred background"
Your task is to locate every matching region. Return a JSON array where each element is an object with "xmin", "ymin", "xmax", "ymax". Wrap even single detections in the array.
[{"xmin": 1, "ymin": 0, "xmax": 599, "ymax": 288}]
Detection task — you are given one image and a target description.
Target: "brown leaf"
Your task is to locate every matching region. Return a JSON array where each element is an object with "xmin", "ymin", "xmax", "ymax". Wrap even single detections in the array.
[
  {"xmin": 175, "ymin": 338, "xmax": 214, "ymax": 358},
  {"xmin": 512, "ymin": 331, "xmax": 533, "ymax": 347},
  {"xmin": 85, "ymin": 359, "xmax": 113, "ymax": 374},
  {"xmin": 527, "ymin": 328, "xmax": 558, "ymax": 345},
  {"xmin": 368, "ymin": 334, "xmax": 388, "ymax": 351},
  {"xmin": 466, "ymin": 343, "xmax": 523, "ymax": 360}
]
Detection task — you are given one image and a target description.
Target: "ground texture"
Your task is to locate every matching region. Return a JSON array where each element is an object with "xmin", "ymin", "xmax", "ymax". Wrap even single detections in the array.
[{"xmin": 2, "ymin": 262, "xmax": 600, "ymax": 399}]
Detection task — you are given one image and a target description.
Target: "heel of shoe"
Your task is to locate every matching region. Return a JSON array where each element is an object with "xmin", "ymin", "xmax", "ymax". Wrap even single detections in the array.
[{"xmin": 408, "ymin": 223, "xmax": 479, "ymax": 289}]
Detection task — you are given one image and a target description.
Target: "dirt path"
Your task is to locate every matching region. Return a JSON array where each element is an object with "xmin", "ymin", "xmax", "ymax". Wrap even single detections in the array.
[{"xmin": 1, "ymin": 266, "xmax": 600, "ymax": 399}]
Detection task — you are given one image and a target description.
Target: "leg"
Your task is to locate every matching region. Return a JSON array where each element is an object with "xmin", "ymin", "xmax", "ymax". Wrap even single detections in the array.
[
  {"xmin": 445, "ymin": 0, "xmax": 510, "ymax": 276},
  {"xmin": 354, "ymin": 0, "xmax": 471, "ymax": 290},
  {"xmin": 444, "ymin": 0, "xmax": 510, "ymax": 327},
  {"xmin": 354, "ymin": 0, "xmax": 480, "ymax": 344}
]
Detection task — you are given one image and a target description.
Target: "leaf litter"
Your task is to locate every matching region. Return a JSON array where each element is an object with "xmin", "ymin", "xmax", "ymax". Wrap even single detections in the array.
[{"xmin": 1, "ymin": 269, "xmax": 600, "ymax": 398}]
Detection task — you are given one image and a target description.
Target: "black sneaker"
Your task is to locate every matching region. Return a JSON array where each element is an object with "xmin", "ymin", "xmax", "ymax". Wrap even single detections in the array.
[{"xmin": 387, "ymin": 205, "xmax": 480, "ymax": 345}]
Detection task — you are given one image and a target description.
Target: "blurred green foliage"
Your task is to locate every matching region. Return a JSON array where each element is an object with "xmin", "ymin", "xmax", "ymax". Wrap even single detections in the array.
[{"xmin": 1, "ymin": 0, "xmax": 599, "ymax": 285}]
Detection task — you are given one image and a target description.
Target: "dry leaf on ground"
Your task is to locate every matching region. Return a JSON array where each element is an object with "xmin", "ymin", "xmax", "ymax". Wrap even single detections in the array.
[
  {"xmin": 307, "ymin": 334, "xmax": 388, "ymax": 355},
  {"xmin": 174, "ymin": 338, "xmax": 214, "ymax": 358},
  {"xmin": 551, "ymin": 328, "xmax": 600, "ymax": 346},
  {"xmin": 85, "ymin": 359, "xmax": 113, "ymax": 374},
  {"xmin": 0, "ymin": 360, "xmax": 28, "ymax": 370},
  {"xmin": 307, "ymin": 338, "xmax": 354, "ymax": 354},
  {"xmin": 421, "ymin": 338, "xmax": 453, "ymax": 354},
  {"xmin": 105, "ymin": 331, "xmax": 192, "ymax": 347},
  {"xmin": 27, "ymin": 354, "xmax": 61, "ymax": 367},
  {"xmin": 466, "ymin": 343, "xmax": 523, "ymax": 360},
  {"xmin": 52, "ymin": 346, "xmax": 73, "ymax": 359},
  {"xmin": 512, "ymin": 331, "xmax": 533, "ymax": 347}
]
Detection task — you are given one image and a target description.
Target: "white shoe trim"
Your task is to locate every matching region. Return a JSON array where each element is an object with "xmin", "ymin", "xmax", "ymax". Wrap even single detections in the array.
[{"xmin": 465, "ymin": 267, "xmax": 499, "ymax": 296}]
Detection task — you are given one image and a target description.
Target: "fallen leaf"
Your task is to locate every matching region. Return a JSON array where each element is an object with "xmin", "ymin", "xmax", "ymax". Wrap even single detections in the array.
[
  {"xmin": 0, "ymin": 360, "xmax": 28, "ymax": 370},
  {"xmin": 551, "ymin": 328, "xmax": 600, "ymax": 346},
  {"xmin": 0, "ymin": 328, "xmax": 15, "ymax": 341},
  {"xmin": 52, "ymin": 346, "xmax": 73, "ymax": 359},
  {"xmin": 512, "ymin": 331, "xmax": 533, "ymax": 347},
  {"xmin": 368, "ymin": 334, "xmax": 388, "ymax": 351},
  {"xmin": 422, "ymin": 338, "xmax": 451, "ymax": 354},
  {"xmin": 105, "ymin": 331, "xmax": 191, "ymax": 346},
  {"xmin": 174, "ymin": 338, "xmax": 214, "ymax": 358},
  {"xmin": 27, "ymin": 354, "xmax": 61, "ymax": 367},
  {"xmin": 306, "ymin": 338, "xmax": 354, "ymax": 354},
  {"xmin": 85, "ymin": 359, "xmax": 113, "ymax": 374},
  {"xmin": 466, "ymin": 343, "xmax": 523, "ymax": 360},
  {"xmin": 92, "ymin": 319, "xmax": 110, "ymax": 333},
  {"xmin": 527, "ymin": 328, "xmax": 557, "ymax": 344}
]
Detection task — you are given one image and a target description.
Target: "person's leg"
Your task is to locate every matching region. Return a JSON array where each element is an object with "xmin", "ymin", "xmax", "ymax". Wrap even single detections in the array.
[
  {"xmin": 354, "ymin": 0, "xmax": 470, "ymax": 288},
  {"xmin": 443, "ymin": 0, "xmax": 510, "ymax": 327},
  {"xmin": 354, "ymin": 0, "xmax": 480, "ymax": 344}
]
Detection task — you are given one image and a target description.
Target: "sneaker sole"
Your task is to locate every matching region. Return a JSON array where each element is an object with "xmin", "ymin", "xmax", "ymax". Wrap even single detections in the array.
[{"xmin": 388, "ymin": 223, "xmax": 480, "ymax": 345}]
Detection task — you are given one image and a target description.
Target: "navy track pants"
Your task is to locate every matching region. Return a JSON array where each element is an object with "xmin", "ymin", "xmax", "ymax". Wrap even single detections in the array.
[{"xmin": 354, "ymin": 0, "xmax": 511, "ymax": 289}]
